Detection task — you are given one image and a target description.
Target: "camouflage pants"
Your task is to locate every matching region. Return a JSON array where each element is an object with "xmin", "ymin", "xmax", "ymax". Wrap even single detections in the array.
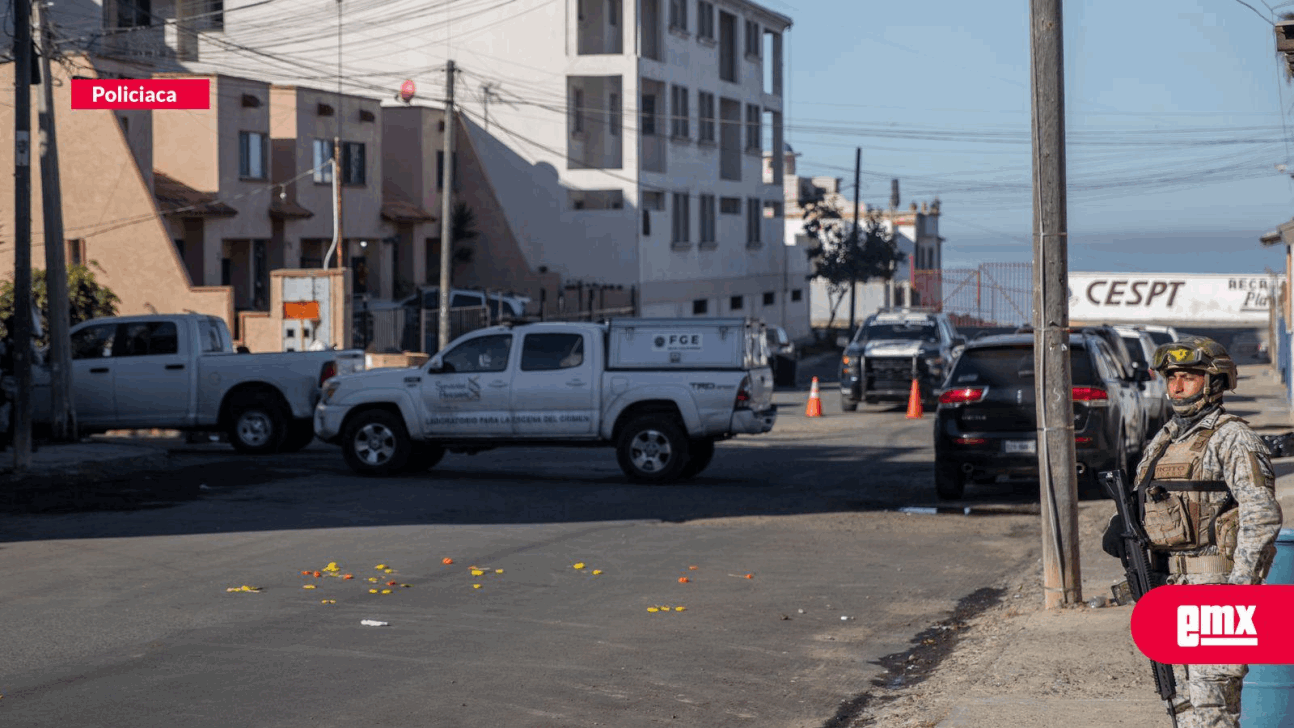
[{"xmin": 1167, "ymin": 570, "xmax": 1246, "ymax": 728}]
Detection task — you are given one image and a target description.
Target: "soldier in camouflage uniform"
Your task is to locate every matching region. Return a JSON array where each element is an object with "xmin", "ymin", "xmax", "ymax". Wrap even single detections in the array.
[{"xmin": 1107, "ymin": 336, "xmax": 1283, "ymax": 728}]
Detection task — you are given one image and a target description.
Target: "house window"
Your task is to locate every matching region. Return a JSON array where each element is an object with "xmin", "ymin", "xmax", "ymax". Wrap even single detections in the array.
[
  {"xmin": 670, "ymin": 85, "xmax": 689, "ymax": 139},
  {"xmin": 745, "ymin": 19, "xmax": 761, "ymax": 57},
  {"xmin": 342, "ymin": 141, "xmax": 366, "ymax": 185},
  {"xmin": 692, "ymin": 299, "xmax": 708, "ymax": 315},
  {"xmin": 641, "ymin": 93, "xmax": 657, "ymax": 136},
  {"xmin": 238, "ymin": 131, "xmax": 267, "ymax": 180},
  {"xmin": 699, "ymin": 194, "xmax": 716, "ymax": 244},
  {"xmin": 573, "ymin": 88, "xmax": 585, "ymax": 134},
  {"xmin": 745, "ymin": 104, "xmax": 761, "ymax": 151},
  {"xmin": 312, "ymin": 139, "xmax": 334, "ymax": 183},
  {"xmin": 350, "ymin": 254, "xmax": 368, "ymax": 294},
  {"xmin": 697, "ymin": 0, "xmax": 714, "ymax": 39},
  {"xmin": 730, "ymin": 295, "xmax": 743, "ymax": 311},
  {"xmin": 436, "ymin": 151, "xmax": 461, "ymax": 191},
  {"xmin": 672, "ymin": 192, "xmax": 690, "ymax": 244},
  {"xmin": 719, "ymin": 196, "xmax": 741, "ymax": 214},
  {"xmin": 570, "ymin": 189, "xmax": 625, "ymax": 210},
  {"xmin": 791, "ymin": 289, "xmax": 803, "ymax": 302},
  {"xmin": 746, "ymin": 197, "xmax": 762, "ymax": 244},
  {"xmin": 609, "ymin": 92, "xmax": 620, "ymax": 136},
  {"xmin": 68, "ymin": 239, "xmax": 86, "ymax": 267},
  {"xmin": 718, "ymin": 11, "xmax": 737, "ymax": 82},
  {"xmin": 118, "ymin": 0, "xmax": 151, "ymax": 27},
  {"xmin": 668, "ymin": 0, "xmax": 687, "ymax": 31},
  {"xmin": 698, "ymin": 91, "xmax": 715, "ymax": 143},
  {"xmin": 642, "ymin": 190, "xmax": 666, "ymax": 210},
  {"xmin": 763, "ymin": 291, "xmax": 775, "ymax": 306}
]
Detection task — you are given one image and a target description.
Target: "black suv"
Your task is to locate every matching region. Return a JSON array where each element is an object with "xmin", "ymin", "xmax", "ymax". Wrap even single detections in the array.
[
  {"xmin": 839, "ymin": 310, "xmax": 965, "ymax": 411},
  {"xmin": 932, "ymin": 332, "xmax": 1136, "ymax": 500}
]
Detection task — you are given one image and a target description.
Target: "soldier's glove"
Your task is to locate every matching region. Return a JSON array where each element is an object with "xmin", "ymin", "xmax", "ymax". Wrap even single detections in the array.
[{"xmin": 1102, "ymin": 514, "xmax": 1127, "ymax": 559}]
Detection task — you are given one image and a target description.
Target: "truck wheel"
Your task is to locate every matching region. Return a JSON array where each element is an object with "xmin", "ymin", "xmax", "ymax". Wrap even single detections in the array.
[
  {"xmin": 679, "ymin": 438, "xmax": 717, "ymax": 480},
  {"xmin": 405, "ymin": 443, "xmax": 446, "ymax": 472},
  {"xmin": 342, "ymin": 409, "xmax": 411, "ymax": 476},
  {"xmin": 616, "ymin": 415, "xmax": 690, "ymax": 484},
  {"xmin": 227, "ymin": 397, "xmax": 287, "ymax": 455},
  {"xmin": 841, "ymin": 396, "xmax": 858, "ymax": 412},
  {"xmin": 935, "ymin": 461, "xmax": 965, "ymax": 500},
  {"xmin": 278, "ymin": 418, "xmax": 315, "ymax": 453}
]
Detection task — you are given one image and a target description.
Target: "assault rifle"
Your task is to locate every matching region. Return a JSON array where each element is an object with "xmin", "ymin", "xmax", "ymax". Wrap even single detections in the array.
[{"xmin": 1100, "ymin": 469, "xmax": 1178, "ymax": 728}]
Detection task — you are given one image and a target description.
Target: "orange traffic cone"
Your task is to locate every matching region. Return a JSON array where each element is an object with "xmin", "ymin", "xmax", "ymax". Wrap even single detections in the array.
[
  {"xmin": 805, "ymin": 376, "xmax": 823, "ymax": 417},
  {"xmin": 905, "ymin": 378, "xmax": 924, "ymax": 419}
]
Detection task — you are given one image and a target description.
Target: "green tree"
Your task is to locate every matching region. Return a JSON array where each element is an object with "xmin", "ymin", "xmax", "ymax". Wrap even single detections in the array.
[
  {"xmin": 0, "ymin": 263, "xmax": 120, "ymax": 347},
  {"xmin": 803, "ymin": 203, "xmax": 907, "ymax": 333}
]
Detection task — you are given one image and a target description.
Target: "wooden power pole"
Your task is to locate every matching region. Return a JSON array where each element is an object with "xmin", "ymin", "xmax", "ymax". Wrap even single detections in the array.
[
  {"xmin": 848, "ymin": 147, "xmax": 860, "ymax": 333},
  {"xmin": 1029, "ymin": 0, "xmax": 1082, "ymax": 608},
  {"xmin": 437, "ymin": 60, "xmax": 456, "ymax": 353},
  {"xmin": 36, "ymin": 0, "xmax": 76, "ymax": 442},
  {"xmin": 12, "ymin": 0, "xmax": 35, "ymax": 472}
]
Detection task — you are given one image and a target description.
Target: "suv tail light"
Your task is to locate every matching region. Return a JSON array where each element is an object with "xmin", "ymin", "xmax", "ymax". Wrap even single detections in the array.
[
  {"xmin": 735, "ymin": 376, "xmax": 752, "ymax": 410},
  {"xmin": 320, "ymin": 361, "xmax": 338, "ymax": 387},
  {"xmin": 938, "ymin": 387, "xmax": 985, "ymax": 405},
  {"xmin": 1072, "ymin": 386, "xmax": 1109, "ymax": 404}
]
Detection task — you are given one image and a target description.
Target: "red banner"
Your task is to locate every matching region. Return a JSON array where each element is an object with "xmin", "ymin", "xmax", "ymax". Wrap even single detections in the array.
[
  {"xmin": 70, "ymin": 79, "xmax": 210, "ymax": 110},
  {"xmin": 1130, "ymin": 585, "xmax": 1294, "ymax": 664}
]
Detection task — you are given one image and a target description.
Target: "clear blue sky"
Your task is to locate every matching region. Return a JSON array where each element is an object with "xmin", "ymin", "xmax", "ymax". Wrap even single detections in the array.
[{"xmin": 764, "ymin": 0, "xmax": 1294, "ymax": 274}]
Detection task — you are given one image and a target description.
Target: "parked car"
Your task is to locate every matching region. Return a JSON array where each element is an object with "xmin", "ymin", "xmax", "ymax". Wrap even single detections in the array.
[
  {"xmin": 1113, "ymin": 325, "xmax": 1172, "ymax": 436},
  {"xmin": 837, "ymin": 309, "xmax": 965, "ymax": 411},
  {"xmin": 765, "ymin": 325, "xmax": 797, "ymax": 386},
  {"xmin": 933, "ymin": 332, "xmax": 1140, "ymax": 500},
  {"xmin": 28, "ymin": 313, "xmax": 365, "ymax": 453},
  {"xmin": 316, "ymin": 317, "xmax": 778, "ymax": 483},
  {"xmin": 1132, "ymin": 324, "xmax": 1180, "ymax": 348},
  {"xmin": 1069, "ymin": 324, "xmax": 1151, "ymax": 458},
  {"xmin": 1231, "ymin": 331, "xmax": 1270, "ymax": 363}
]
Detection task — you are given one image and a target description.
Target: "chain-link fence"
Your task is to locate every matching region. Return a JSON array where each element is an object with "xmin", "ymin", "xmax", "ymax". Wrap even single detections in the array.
[{"xmin": 912, "ymin": 263, "xmax": 1034, "ymax": 328}]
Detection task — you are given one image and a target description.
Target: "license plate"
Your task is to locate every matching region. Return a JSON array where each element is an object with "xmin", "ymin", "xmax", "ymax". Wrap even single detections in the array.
[{"xmin": 1004, "ymin": 440, "xmax": 1036, "ymax": 454}]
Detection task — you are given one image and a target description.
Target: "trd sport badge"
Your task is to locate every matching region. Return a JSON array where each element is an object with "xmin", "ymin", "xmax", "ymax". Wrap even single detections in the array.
[{"xmin": 1129, "ymin": 585, "xmax": 1294, "ymax": 664}]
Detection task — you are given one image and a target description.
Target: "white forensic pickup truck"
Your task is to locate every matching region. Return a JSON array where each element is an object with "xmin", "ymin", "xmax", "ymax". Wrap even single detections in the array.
[
  {"xmin": 315, "ymin": 318, "xmax": 778, "ymax": 482},
  {"xmin": 28, "ymin": 313, "xmax": 364, "ymax": 453}
]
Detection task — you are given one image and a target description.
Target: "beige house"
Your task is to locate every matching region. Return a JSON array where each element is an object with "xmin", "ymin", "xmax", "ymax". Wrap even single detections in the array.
[{"xmin": 0, "ymin": 58, "xmax": 234, "ymax": 328}]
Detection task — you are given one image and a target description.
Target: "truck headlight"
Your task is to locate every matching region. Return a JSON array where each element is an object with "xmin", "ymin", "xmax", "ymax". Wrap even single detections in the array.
[{"xmin": 322, "ymin": 380, "xmax": 341, "ymax": 404}]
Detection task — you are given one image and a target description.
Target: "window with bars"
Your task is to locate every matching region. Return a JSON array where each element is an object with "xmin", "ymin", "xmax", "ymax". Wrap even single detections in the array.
[
  {"xmin": 746, "ymin": 197, "xmax": 762, "ymax": 244},
  {"xmin": 672, "ymin": 192, "xmax": 691, "ymax": 245},
  {"xmin": 698, "ymin": 91, "xmax": 715, "ymax": 143},
  {"xmin": 670, "ymin": 85, "xmax": 689, "ymax": 139},
  {"xmin": 745, "ymin": 19, "xmax": 761, "ymax": 56},
  {"xmin": 699, "ymin": 194, "xmax": 716, "ymax": 244},
  {"xmin": 697, "ymin": 0, "xmax": 714, "ymax": 39},
  {"xmin": 669, "ymin": 0, "xmax": 687, "ymax": 30},
  {"xmin": 745, "ymin": 104, "xmax": 761, "ymax": 151}
]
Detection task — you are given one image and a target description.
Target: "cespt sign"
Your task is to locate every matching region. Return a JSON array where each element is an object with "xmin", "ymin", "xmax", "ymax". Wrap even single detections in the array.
[
  {"xmin": 1067, "ymin": 273, "xmax": 1284, "ymax": 325},
  {"xmin": 1130, "ymin": 585, "xmax": 1294, "ymax": 664}
]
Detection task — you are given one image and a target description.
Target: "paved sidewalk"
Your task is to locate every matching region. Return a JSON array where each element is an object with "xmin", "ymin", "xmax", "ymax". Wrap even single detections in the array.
[{"xmin": 855, "ymin": 364, "xmax": 1294, "ymax": 727}]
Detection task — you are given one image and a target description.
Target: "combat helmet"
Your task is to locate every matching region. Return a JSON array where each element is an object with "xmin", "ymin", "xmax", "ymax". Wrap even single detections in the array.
[{"xmin": 1151, "ymin": 336, "xmax": 1238, "ymax": 417}]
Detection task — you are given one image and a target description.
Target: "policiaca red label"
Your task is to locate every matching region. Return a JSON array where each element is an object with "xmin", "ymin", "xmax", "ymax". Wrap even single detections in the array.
[
  {"xmin": 1130, "ymin": 585, "xmax": 1294, "ymax": 664},
  {"xmin": 71, "ymin": 79, "xmax": 210, "ymax": 110}
]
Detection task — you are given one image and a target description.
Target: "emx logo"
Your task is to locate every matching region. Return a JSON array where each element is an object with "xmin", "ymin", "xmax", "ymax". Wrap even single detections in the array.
[{"xmin": 1131, "ymin": 585, "xmax": 1294, "ymax": 664}]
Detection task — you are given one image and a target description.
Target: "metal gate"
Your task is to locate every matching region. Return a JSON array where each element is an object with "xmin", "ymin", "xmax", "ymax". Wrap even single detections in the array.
[{"xmin": 912, "ymin": 263, "xmax": 1033, "ymax": 328}]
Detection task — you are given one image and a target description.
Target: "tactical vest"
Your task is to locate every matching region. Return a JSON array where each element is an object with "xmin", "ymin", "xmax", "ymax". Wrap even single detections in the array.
[{"xmin": 1137, "ymin": 417, "xmax": 1241, "ymax": 563}]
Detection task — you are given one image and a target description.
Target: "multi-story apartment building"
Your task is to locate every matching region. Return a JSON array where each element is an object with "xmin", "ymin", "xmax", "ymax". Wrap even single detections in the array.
[{"xmin": 48, "ymin": 0, "xmax": 799, "ymax": 333}]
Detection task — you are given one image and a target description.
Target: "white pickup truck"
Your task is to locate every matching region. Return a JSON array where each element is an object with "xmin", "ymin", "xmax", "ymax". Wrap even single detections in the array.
[
  {"xmin": 315, "ymin": 318, "xmax": 778, "ymax": 483},
  {"xmin": 27, "ymin": 313, "xmax": 364, "ymax": 453}
]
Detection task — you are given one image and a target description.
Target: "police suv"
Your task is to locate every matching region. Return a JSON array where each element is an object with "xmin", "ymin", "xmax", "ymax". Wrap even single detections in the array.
[
  {"xmin": 838, "ymin": 309, "xmax": 966, "ymax": 411},
  {"xmin": 315, "ymin": 318, "xmax": 778, "ymax": 483}
]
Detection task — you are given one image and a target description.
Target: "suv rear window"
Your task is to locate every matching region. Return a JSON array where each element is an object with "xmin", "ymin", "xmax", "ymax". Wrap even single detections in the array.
[{"xmin": 947, "ymin": 344, "xmax": 1096, "ymax": 387}]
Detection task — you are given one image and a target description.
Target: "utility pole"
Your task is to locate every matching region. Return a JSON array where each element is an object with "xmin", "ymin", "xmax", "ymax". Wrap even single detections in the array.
[
  {"xmin": 848, "ymin": 147, "xmax": 860, "ymax": 333},
  {"xmin": 36, "ymin": 0, "xmax": 75, "ymax": 442},
  {"xmin": 1030, "ymin": 0, "xmax": 1082, "ymax": 609},
  {"xmin": 12, "ymin": 0, "xmax": 35, "ymax": 473},
  {"xmin": 334, "ymin": 0, "xmax": 344, "ymax": 272},
  {"xmin": 438, "ymin": 60, "xmax": 457, "ymax": 352}
]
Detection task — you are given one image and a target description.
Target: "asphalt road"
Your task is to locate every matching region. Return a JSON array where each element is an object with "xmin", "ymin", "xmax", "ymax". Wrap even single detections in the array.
[{"xmin": 0, "ymin": 378, "xmax": 1052, "ymax": 728}]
